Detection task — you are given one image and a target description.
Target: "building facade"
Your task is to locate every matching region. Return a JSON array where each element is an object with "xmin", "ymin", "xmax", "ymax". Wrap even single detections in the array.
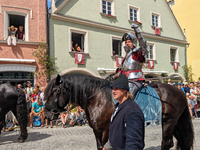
[
  {"xmin": 169, "ymin": 0, "xmax": 200, "ymax": 81},
  {"xmin": 49, "ymin": 0, "xmax": 188, "ymax": 82},
  {"xmin": 0, "ymin": 0, "xmax": 47, "ymax": 87}
]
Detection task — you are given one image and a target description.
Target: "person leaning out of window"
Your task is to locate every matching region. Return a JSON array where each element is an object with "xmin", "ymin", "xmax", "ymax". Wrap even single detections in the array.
[
  {"xmin": 109, "ymin": 74, "xmax": 145, "ymax": 150},
  {"xmin": 7, "ymin": 25, "xmax": 18, "ymax": 46},
  {"xmin": 16, "ymin": 26, "xmax": 25, "ymax": 41}
]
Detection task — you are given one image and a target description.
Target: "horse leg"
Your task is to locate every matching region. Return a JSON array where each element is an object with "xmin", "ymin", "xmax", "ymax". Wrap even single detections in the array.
[
  {"xmin": 0, "ymin": 115, "xmax": 6, "ymax": 145},
  {"xmin": 0, "ymin": 115, "xmax": 6, "ymax": 133},
  {"xmin": 16, "ymin": 89, "xmax": 28, "ymax": 142},
  {"xmin": 161, "ymin": 119, "xmax": 176, "ymax": 150},
  {"xmin": 102, "ymin": 130, "xmax": 109, "ymax": 149},
  {"xmin": 94, "ymin": 130, "xmax": 103, "ymax": 150}
]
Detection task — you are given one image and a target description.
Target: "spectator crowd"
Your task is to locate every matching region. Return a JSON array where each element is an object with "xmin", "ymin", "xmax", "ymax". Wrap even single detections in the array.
[
  {"xmin": 167, "ymin": 79, "xmax": 200, "ymax": 119},
  {"xmin": 4, "ymin": 81, "xmax": 86, "ymax": 130}
]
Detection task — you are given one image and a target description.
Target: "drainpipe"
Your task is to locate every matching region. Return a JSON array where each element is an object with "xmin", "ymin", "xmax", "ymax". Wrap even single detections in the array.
[
  {"xmin": 46, "ymin": 0, "xmax": 51, "ymax": 83},
  {"xmin": 185, "ymin": 43, "xmax": 190, "ymax": 66},
  {"xmin": 184, "ymin": 29, "xmax": 190, "ymax": 66}
]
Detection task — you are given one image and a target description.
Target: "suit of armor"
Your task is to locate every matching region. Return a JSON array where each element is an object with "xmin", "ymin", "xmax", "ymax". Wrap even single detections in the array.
[{"xmin": 117, "ymin": 23, "xmax": 148, "ymax": 95}]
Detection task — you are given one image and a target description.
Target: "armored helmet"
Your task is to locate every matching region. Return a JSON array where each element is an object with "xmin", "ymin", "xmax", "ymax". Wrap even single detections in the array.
[{"xmin": 122, "ymin": 32, "xmax": 137, "ymax": 47}]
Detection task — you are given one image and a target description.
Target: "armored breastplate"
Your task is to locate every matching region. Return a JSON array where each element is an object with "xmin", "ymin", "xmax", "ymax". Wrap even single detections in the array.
[{"xmin": 122, "ymin": 52, "xmax": 143, "ymax": 79}]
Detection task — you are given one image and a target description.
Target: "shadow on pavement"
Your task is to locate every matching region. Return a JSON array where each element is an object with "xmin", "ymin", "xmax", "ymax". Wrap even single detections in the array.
[{"xmin": 0, "ymin": 132, "xmax": 51, "ymax": 145}]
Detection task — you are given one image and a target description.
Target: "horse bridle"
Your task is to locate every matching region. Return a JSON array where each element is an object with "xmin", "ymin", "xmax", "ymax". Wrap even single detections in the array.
[{"xmin": 45, "ymin": 78, "xmax": 67, "ymax": 118}]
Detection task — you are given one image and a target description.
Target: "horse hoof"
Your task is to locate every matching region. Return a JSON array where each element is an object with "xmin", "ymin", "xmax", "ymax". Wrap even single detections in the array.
[
  {"xmin": 18, "ymin": 139, "xmax": 24, "ymax": 143},
  {"xmin": 17, "ymin": 137, "xmax": 26, "ymax": 143}
]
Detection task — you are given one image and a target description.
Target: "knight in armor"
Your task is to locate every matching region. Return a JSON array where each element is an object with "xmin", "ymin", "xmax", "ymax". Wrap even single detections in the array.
[{"xmin": 114, "ymin": 23, "xmax": 148, "ymax": 95}]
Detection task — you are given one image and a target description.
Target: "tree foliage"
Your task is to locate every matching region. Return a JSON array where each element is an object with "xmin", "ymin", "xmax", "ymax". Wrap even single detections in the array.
[
  {"xmin": 182, "ymin": 65, "xmax": 195, "ymax": 83},
  {"xmin": 32, "ymin": 43, "xmax": 58, "ymax": 79}
]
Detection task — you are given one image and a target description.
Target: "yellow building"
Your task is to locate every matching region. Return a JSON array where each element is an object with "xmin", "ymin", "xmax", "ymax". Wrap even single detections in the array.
[{"xmin": 169, "ymin": 0, "xmax": 200, "ymax": 81}]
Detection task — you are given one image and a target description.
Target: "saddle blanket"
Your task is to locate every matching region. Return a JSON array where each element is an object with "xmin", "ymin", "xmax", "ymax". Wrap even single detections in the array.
[{"xmin": 134, "ymin": 85, "xmax": 162, "ymax": 127}]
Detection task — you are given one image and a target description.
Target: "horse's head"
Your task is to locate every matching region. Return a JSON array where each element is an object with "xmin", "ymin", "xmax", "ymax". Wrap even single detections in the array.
[{"xmin": 44, "ymin": 74, "xmax": 70, "ymax": 121}]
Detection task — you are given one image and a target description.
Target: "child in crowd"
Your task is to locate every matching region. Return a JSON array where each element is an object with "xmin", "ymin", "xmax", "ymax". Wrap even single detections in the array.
[
  {"xmin": 189, "ymin": 95, "xmax": 196, "ymax": 117},
  {"xmin": 31, "ymin": 89, "xmax": 39, "ymax": 103}
]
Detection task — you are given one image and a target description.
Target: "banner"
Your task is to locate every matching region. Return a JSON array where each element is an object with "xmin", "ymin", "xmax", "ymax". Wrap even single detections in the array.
[
  {"xmin": 116, "ymin": 57, "xmax": 123, "ymax": 67},
  {"xmin": 148, "ymin": 60, "xmax": 154, "ymax": 69},
  {"xmin": 173, "ymin": 62, "xmax": 178, "ymax": 70},
  {"xmin": 75, "ymin": 53, "xmax": 85, "ymax": 64},
  {"xmin": 155, "ymin": 27, "xmax": 160, "ymax": 35}
]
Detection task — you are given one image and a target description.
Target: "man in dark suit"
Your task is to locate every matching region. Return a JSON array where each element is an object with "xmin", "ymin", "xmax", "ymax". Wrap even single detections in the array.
[{"xmin": 109, "ymin": 74, "xmax": 145, "ymax": 150}]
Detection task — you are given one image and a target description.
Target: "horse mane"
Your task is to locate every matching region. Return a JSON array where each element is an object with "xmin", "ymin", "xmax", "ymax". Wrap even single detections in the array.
[{"xmin": 63, "ymin": 74, "xmax": 111, "ymax": 108}]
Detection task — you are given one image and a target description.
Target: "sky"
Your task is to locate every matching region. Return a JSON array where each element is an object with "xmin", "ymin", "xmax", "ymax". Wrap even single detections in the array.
[{"xmin": 48, "ymin": 0, "xmax": 52, "ymax": 9}]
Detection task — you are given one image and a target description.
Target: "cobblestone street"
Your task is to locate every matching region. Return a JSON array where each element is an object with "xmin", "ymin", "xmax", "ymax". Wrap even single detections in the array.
[{"xmin": 0, "ymin": 119, "xmax": 200, "ymax": 150}]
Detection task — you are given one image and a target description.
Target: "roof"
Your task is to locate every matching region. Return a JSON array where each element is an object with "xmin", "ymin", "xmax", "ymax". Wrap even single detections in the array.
[{"xmin": 55, "ymin": 0, "xmax": 65, "ymax": 8}]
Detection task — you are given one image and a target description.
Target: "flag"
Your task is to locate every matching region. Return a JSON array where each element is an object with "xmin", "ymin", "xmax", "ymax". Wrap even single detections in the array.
[
  {"xmin": 155, "ymin": 27, "xmax": 160, "ymax": 35},
  {"xmin": 75, "ymin": 53, "xmax": 85, "ymax": 64},
  {"xmin": 173, "ymin": 62, "xmax": 178, "ymax": 70},
  {"xmin": 148, "ymin": 60, "xmax": 154, "ymax": 69},
  {"xmin": 116, "ymin": 57, "xmax": 123, "ymax": 67}
]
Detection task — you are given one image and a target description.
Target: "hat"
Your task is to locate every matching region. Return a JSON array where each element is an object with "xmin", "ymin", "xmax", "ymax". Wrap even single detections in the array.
[
  {"xmin": 178, "ymin": 83, "xmax": 182, "ymax": 85},
  {"xmin": 110, "ymin": 74, "xmax": 129, "ymax": 91},
  {"xmin": 26, "ymin": 81, "xmax": 31, "ymax": 84}
]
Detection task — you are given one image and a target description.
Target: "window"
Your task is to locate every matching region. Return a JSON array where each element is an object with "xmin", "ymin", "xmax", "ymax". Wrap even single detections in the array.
[
  {"xmin": 170, "ymin": 47, "xmax": 178, "ymax": 62},
  {"xmin": 145, "ymin": 43, "xmax": 155, "ymax": 60},
  {"xmin": 4, "ymin": 11, "xmax": 29, "ymax": 41},
  {"xmin": 102, "ymin": 0, "xmax": 114, "ymax": 16},
  {"xmin": 69, "ymin": 28, "xmax": 88, "ymax": 53},
  {"xmin": 71, "ymin": 33, "xmax": 85, "ymax": 52},
  {"xmin": 151, "ymin": 13, "xmax": 160, "ymax": 27},
  {"xmin": 129, "ymin": 5, "xmax": 140, "ymax": 22},
  {"xmin": 0, "ymin": 72, "xmax": 34, "ymax": 87},
  {"xmin": 112, "ymin": 39, "xmax": 122, "ymax": 56},
  {"xmin": 130, "ymin": 8, "xmax": 138, "ymax": 21}
]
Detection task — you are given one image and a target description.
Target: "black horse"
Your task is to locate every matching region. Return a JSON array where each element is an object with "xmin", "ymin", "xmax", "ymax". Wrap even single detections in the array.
[
  {"xmin": 44, "ymin": 74, "xmax": 194, "ymax": 150},
  {"xmin": 0, "ymin": 84, "xmax": 28, "ymax": 142}
]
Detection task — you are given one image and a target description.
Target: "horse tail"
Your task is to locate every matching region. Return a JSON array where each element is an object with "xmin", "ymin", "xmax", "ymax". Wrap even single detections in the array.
[
  {"xmin": 16, "ymin": 89, "xmax": 28, "ymax": 141},
  {"xmin": 174, "ymin": 106, "xmax": 194, "ymax": 150}
]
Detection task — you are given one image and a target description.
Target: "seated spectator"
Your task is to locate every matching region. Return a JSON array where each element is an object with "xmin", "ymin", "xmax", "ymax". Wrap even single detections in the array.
[
  {"xmin": 69, "ymin": 104, "xmax": 80, "ymax": 127},
  {"xmin": 74, "ymin": 43, "xmax": 82, "ymax": 52},
  {"xmin": 30, "ymin": 98, "xmax": 44, "ymax": 127},
  {"xmin": 31, "ymin": 89, "xmax": 40, "ymax": 103},
  {"xmin": 7, "ymin": 25, "xmax": 18, "ymax": 46},
  {"xmin": 16, "ymin": 26, "xmax": 25, "ymax": 40},
  {"xmin": 77, "ymin": 106, "xmax": 85, "ymax": 118},
  {"xmin": 45, "ymin": 119, "xmax": 53, "ymax": 128},
  {"xmin": 60, "ymin": 111, "xmax": 69, "ymax": 128}
]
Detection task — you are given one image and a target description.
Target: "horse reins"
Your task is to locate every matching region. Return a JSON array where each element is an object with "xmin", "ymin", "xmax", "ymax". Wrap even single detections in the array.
[{"xmin": 88, "ymin": 84, "xmax": 109, "ymax": 99}]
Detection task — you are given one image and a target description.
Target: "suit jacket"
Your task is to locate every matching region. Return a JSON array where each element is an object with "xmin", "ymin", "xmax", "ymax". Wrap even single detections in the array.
[{"xmin": 109, "ymin": 99, "xmax": 145, "ymax": 150}]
